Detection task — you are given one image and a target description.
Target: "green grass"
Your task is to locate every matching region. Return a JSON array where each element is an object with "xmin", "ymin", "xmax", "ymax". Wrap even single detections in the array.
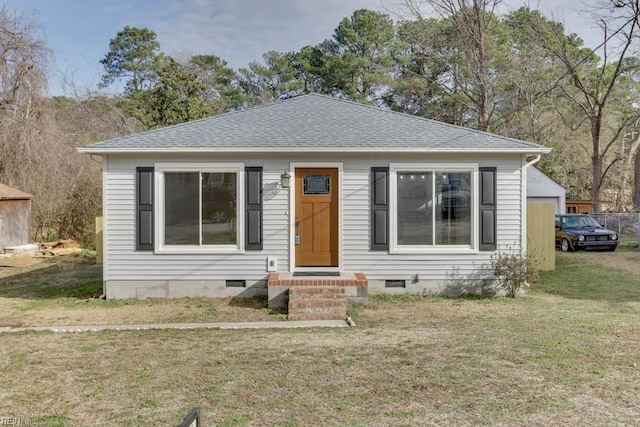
[
  {"xmin": 0, "ymin": 258, "xmax": 102, "ymax": 300},
  {"xmin": 618, "ymin": 240, "xmax": 640, "ymax": 251},
  {"xmin": 33, "ymin": 414, "xmax": 68, "ymax": 427},
  {"xmin": 535, "ymin": 254, "xmax": 640, "ymax": 303}
]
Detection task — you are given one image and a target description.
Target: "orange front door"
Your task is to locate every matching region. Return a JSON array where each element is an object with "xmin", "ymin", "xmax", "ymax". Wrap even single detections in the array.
[{"xmin": 295, "ymin": 168, "xmax": 338, "ymax": 267}]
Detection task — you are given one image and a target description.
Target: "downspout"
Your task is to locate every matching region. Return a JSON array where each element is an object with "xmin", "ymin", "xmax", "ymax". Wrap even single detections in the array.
[
  {"xmin": 88, "ymin": 154, "xmax": 107, "ymax": 299},
  {"xmin": 521, "ymin": 154, "xmax": 542, "ymax": 256}
]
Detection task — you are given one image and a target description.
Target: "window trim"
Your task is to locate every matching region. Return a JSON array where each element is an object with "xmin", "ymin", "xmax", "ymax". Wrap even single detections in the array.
[
  {"xmin": 154, "ymin": 162, "xmax": 245, "ymax": 254},
  {"xmin": 389, "ymin": 163, "xmax": 478, "ymax": 254}
]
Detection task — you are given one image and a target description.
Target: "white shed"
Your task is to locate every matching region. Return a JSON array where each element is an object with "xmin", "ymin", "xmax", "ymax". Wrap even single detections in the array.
[{"xmin": 527, "ymin": 167, "xmax": 565, "ymax": 214}]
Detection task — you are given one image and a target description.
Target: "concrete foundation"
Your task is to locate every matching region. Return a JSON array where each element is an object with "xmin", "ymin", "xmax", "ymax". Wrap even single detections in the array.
[{"xmin": 105, "ymin": 279, "xmax": 267, "ymax": 299}]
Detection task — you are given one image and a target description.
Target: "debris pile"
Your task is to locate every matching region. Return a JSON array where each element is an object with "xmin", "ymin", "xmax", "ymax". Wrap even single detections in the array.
[
  {"xmin": 38, "ymin": 240, "xmax": 82, "ymax": 257},
  {"xmin": 0, "ymin": 243, "xmax": 39, "ymax": 256}
]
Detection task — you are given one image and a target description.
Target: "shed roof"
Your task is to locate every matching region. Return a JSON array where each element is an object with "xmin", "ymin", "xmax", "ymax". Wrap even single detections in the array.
[
  {"xmin": 527, "ymin": 167, "xmax": 565, "ymax": 198},
  {"xmin": 78, "ymin": 93, "xmax": 551, "ymax": 155},
  {"xmin": 0, "ymin": 183, "xmax": 33, "ymax": 200}
]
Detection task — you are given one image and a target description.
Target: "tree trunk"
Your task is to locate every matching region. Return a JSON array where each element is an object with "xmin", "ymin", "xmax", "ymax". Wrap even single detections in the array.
[
  {"xmin": 592, "ymin": 153, "xmax": 603, "ymax": 213},
  {"xmin": 474, "ymin": 0, "xmax": 490, "ymax": 132},
  {"xmin": 591, "ymin": 112, "xmax": 603, "ymax": 213},
  {"xmin": 634, "ymin": 148, "xmax": 640, "ymax": 210}
]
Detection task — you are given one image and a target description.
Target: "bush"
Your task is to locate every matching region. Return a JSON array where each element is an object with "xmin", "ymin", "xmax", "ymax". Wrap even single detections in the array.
[
  {"xmin": 491, "ymin": 251, "xmax": 538, "ymax": 298},
  {"xmin": 57, "ymin": 177, "xmax": 101, "ymax": 249}
]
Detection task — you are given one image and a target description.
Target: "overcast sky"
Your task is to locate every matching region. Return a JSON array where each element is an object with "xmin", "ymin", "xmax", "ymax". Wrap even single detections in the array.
[{"xmin": 6, "ymin": 0, "xmax": 606, "ymax": 96}]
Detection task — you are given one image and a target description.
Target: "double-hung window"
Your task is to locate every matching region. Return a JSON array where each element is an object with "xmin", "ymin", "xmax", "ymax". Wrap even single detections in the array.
[
  {"xmin": 390, "ymin": 164, "xmax": 477, "ymax": 253},
  {"xmin": 155, "ymin": 163, "xmax": 244, "ymax": 253}
]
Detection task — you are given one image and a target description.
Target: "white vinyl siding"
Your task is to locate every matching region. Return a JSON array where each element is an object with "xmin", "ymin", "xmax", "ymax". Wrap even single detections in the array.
[
  {"xmin": 104, "ymin": 155, "xmax": 290, "ymax": 281},
  {"xmin": 103, "ymin": 153, "xmax": 523, "ymax": 284},
  {"xmin": 340, "ymin": 154, "xmax": 522, "ymax": 281}
]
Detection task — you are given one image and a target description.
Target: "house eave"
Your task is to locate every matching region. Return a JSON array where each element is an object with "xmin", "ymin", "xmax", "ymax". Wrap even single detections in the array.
[{"xmin": 77, "ymin": 146, "xmax": 552, "ymax": 155}]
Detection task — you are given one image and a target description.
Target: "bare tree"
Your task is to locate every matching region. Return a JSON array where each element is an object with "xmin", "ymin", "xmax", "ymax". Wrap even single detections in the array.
[
  {"xmin": 0, "ymin": 5, "xmax": 48, "ymax": 110},
  {"xmin": 0, "ymin": 4, "xmax": 51, "ymax": 189},
  {"xmin": 531, "ymin": 1, "xmax": 640, "ymax": 212},
  {"xmin": 396, "ymin": 0, "xmax": 503, "ymax": 131},
  {"xmin": 609, "ymin": 0, "xmax": 640, "ymax": 210},
  {"xmin": 622, "ymin": 122, "xmax": 640, "ymax": 209},
  {"xmin": 0, "ymin": 5, "xmax": 143, "ymax": 245}
]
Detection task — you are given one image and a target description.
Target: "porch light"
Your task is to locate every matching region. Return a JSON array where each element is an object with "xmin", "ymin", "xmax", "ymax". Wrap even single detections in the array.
[{"xmin": 280, "ymin": 170, "xmax": 291, "ymax": 189}]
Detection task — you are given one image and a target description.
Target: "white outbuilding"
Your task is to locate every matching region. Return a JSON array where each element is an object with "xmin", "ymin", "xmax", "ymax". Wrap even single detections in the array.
[{"xmin": 527, "ymin": 167, "xmax": 565, "ymax": 214}]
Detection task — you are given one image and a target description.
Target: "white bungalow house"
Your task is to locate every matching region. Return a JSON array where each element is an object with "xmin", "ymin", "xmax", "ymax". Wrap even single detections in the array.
[{"xmin": 78, "ymin": 94, "xmax": 551, "ymax": 309}]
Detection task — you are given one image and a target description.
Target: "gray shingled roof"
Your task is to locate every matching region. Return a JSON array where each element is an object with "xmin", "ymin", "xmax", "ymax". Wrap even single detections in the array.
[{"xmin": 78, "ymin": 93, "xmax": 550, "ymax": 154}]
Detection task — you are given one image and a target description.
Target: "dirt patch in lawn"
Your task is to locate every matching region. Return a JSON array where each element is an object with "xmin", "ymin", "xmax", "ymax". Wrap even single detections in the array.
[{"xmin": 0, "ymin": 255, "xmax": 55, "ymax": 279}]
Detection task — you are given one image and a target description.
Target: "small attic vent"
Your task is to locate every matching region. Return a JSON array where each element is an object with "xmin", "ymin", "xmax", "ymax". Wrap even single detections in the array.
[
  {"xmin": 385, "ymin": 280, "xmax": 406, "ymax": 288},
  {"xmin": 226, "ymin": 280, "xmax": 246, "ymax": 288}
]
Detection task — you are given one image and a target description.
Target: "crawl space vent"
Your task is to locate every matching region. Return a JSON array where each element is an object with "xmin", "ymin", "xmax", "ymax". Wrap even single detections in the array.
[
  {"xmin": 385, "ymin": 280, "xmax": 406, "ymax": 288},
  {"xmin": 226, "ymin": 280, "xmax": 246, "ymax": 288}
]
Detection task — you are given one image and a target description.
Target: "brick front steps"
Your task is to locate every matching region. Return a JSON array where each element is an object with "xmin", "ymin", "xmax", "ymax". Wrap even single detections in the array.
[
  {"xmin": 267, "ymin": 272, "xmax": 368, "ymax": 320},
  {"xmin": 288, "ymin": 286, "xmax": 347, "ymax": 321}
]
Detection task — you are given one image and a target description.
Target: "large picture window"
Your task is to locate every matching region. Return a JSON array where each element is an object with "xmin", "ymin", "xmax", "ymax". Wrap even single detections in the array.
[
  {"xmin": 391, "ymin": 164, "xmax": 476, "ymax": 252},
  {"xmin": 156, "ymin": 163, "xmax": 244, "ymax": 253}
]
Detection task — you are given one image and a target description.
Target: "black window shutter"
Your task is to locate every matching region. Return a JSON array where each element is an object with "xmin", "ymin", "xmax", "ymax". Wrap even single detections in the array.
[
  {"xmin": 371, "ymin": 167, "xmax": 389, "ymax": 251},
  {"xmin": 245, "ymin": 166, "xmax": 263, "ymax": 250},
  {"xmin": 479, "ymin": 167, "xmax": 497, "ymax": 251},
  {"xmin": 136, "ymin": 167, "xmax": 154, "ymax": 251}
]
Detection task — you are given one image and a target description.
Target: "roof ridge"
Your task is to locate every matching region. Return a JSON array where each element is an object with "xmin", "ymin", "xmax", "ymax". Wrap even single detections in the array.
[{"xmin": 300, "ymin": 93, "xmax": 541, "ymax": 148}]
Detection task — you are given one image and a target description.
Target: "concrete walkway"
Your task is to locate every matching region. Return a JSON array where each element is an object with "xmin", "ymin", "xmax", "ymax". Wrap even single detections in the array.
[{"xmin": 0, "ymin": 318, "xmax": 355, "ymax": 334}]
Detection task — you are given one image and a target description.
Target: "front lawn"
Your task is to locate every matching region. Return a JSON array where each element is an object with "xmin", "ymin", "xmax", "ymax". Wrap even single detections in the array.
[
  {"xmin": 0, "ymin": 252, "xmax": 639, "ymax": 426},
  {"xmin": 0, "ymin": 256, "xmax": 285, "ymax": 327}
]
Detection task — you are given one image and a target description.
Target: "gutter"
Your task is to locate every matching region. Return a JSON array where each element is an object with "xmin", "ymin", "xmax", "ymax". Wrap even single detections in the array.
[{"xmin": 77, "ymin": 147, "xmax": 553, "ymax": 155}]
